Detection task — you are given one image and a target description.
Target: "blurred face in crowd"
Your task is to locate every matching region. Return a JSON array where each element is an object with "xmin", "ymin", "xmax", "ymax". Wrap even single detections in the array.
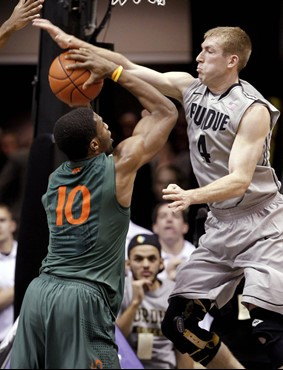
[
  {"xmin": 0, "ymin": 132, "xmax": 19, "ymax": 156},
  {"xmin": 153, "ymin": 203, "xmax": 188, "ymax": 245},
  {"xmin": 0, "ymin": 206, "xmax": 16, "ymax": 249},
  {"xmin": 153, "ymin": 165, "xmax": 178, "ymax": 202}
]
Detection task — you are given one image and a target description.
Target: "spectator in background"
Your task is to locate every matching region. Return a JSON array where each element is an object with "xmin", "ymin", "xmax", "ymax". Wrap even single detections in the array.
[
  {"xmin": 0, "ymin": 126, "xmax": 33, "ymax": 237},
  {"xmin": 126, "ymin": 220, "xmax": 152, "ymax": 254},
  {"xmin": 152, "ymin": 164, "xmax": 186, "ymax": 206},
  {"xmin": 117, "ymin": 234, "xmax": 194, "ymax": 369},
  {"xmin": 117, "ymin": 111, "xmax": 139, "ymax": 140},
  {"xmin": 0, "ymin": 131, "xmax": 19, "ymax": 158},
  {"xmin": 169, "ymin": 104, "xmax": 194, "ymax": 187},
  {"xmin": 0, "ymin": 203, "xmax": 17, "ymax": 343},
  {"xmin": 0, "ymin": 0, "xmax": 44, "ymax": 235},
  {"xmin": 152, "ymin": 201, "xmax": 195, "ymax": 281},
  {"xmin": 151, "ymin": 164, "xmax": 201, "ymax": 242}
]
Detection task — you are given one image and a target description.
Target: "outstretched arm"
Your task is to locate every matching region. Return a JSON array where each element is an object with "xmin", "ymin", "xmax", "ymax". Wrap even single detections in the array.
[
  {"xmin": 32, "ymin": 18, "xmax": 194, "ymax": 101},
  {"xmin": 0, "ymin": 0, "xmax": 44, "ymax": 48}
]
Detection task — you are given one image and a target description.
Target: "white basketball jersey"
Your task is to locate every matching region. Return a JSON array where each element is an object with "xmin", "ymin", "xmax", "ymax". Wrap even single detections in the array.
[{"xmin": 183, "ymin": 79, "xmax": 281, "ymax": 209}]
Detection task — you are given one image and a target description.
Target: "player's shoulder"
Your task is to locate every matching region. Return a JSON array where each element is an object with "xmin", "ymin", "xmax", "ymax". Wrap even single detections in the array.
[
  {"xmin": 164, "ymin": 71, "xmax": 196, "ymax": 100},
  {"xmin": 239, "ymin": 79, "xmax": 265, "ymax": 101},
  {"xmin": 183, "ymin": 77, "xmax": 204, "ymax": 96}
]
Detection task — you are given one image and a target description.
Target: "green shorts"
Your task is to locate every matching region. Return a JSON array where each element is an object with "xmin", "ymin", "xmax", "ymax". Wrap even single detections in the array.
[{"xmin": 10, "ymin": 273, "xmax": 120, "ymax": 369}]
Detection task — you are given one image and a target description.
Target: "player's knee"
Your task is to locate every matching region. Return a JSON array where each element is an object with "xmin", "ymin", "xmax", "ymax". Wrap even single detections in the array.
[
  {"xmin": 162, "ymin": 298, "xmax": 221, "ymax": 366},
  {"xmin": 161, "ymin": 297, "xmax": 187, "ymax": 343},
  {"xmin": 250, "ymin": 307, "xmax": 283, "ymax": 369}
]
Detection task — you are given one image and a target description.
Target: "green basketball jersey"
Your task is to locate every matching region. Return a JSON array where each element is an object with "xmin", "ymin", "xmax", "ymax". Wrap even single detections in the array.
[{"xmin": 41, "ymin": 153, "xmax": 130, "ymax": 317}]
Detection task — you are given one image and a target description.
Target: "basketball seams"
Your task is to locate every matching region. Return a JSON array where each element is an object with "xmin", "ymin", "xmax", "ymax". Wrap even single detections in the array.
[
  {"xmin": 58, "ymin": 54, "xmax": 91, "ymax": 101},
  {"xmin": 48, "ymin": 51, "xmax": 104, "ymax": 106}
]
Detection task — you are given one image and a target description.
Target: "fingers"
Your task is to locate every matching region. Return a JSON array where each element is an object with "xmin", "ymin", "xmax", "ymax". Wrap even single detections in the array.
[
  {"xmin": 163, "ymin": 183, "xmax": 179, "ymax": 192},
  {"xmin": 32, "ymin": 18, "xmax": 51, "ymax": 27},
  {"xmin": 66, "ymin": 50, "xmax": 89, "ymax": 62},
  {"xmin": 161, "ymin": 183, "xmax": 189, "ymax": 212},
  {"xmin": 83, "ymin": 74, "xmax": 97, "ymax": 90},
  {"xmin": 32, "ymin": 18, "xmax": 55, "ymax": 32},
  {"xmin": 167, "ymin": 201, "xmax": 186, "ymax": 213},
  {"xmin": 23, "ymin": 0, "xmax": 44, "ymax": 20},
  {"xmin": 32, "ymin": 19, "xmax": 59, "ymax": 36},
  {"xmin": 140, "ymin": 278, "xmax": 153, "ymax": 290},
  {"xmin": 65, "ymin": 61, "xmax": 85, "ymax": 70},
  {"xmin": 162, "ymin": 183, "xmax": 179, "ymax": 199}
]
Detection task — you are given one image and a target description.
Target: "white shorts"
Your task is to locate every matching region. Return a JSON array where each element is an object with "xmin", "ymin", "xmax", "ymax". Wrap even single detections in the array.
[{"xmin": 170, "ymin": 192, "xmax": 283, "ymax": 315}]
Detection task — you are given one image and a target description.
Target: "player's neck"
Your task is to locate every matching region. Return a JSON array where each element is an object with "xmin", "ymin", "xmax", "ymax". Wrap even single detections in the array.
[{"xmin": 207, "ymin": 74, "xmax": 239, "ymax": 96}]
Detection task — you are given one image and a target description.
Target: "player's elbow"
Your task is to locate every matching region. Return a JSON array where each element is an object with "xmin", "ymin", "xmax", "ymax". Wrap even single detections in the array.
[
  {"xmin": 159, "ymin": 102, "xmax": 178, "ymax": 125},
  {"xmin": 234, "ymin": 175, "xmax": 252, "ymax": 196}
]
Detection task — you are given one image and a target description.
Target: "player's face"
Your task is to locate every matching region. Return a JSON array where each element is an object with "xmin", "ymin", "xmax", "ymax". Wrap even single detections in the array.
[
  {"xmin": 153, "ymin": 203, "xmax": 188, "ymax": 243},
  {"xmin": 196, "ymin": 36, "xmax": 232, "ymax": 87},
  {"xmin": 94, "ymin": 113, "xmax": 114, "ymax": 154},
  {"xmin": 129, "ymin": 245, "xmax": 163, "ymax": 282}
]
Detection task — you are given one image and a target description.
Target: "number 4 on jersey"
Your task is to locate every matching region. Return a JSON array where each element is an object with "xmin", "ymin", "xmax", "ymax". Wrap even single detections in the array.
[{"xmin": 197, "ymin": 134, "xmax": 211, "ymax": 163}]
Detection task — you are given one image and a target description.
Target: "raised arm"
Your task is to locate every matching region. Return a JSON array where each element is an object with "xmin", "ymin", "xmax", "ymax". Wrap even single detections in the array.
[
  {"xmin": 32, "ymin": 18, "xmax": 194, "ymax": 101},
  {"xmin": 0, "ymin": 0, "xmax": 44, "ymax": 48},
  {"xmin": 63, "ymin": 47, "xmax": 178, "ymax": 207},
  {"xmin": 65, "ymin": 48, "xmax": 178, "ymax": 163}
]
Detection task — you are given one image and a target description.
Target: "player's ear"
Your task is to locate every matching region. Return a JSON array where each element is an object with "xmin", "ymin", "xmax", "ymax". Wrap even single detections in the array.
[
  {"xmin": 90, "ymin": 138, "xmax": 100, "ymax": 154},
  {"xmin": 228, "ymin": 54, "xmax": 239, "ymax": 69}
]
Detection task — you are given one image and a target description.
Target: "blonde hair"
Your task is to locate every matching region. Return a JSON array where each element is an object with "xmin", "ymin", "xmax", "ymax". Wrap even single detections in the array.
[{"xmin": 204, "ymin": 27, "xmax": 252, "ymax": 72}]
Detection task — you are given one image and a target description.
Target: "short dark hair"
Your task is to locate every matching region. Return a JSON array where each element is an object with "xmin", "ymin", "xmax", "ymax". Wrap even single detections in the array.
[
  {"xmin": 152, "ymin": 201, "xmax": 188, "ymax": 224},
  {"xmin": 54, "ymin": 107, "xmax": 97, "ymax": 161}
]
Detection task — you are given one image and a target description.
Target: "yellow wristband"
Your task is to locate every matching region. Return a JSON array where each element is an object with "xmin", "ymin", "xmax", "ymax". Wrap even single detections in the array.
[{"xmin": 111, "ymin": 65, "xmax": 123, "ymax": 82}]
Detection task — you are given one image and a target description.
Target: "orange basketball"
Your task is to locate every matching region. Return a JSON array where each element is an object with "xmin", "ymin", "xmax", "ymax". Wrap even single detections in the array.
[{"xmin": 48, "ymin": 51, "xmax": 104, "ymax": 107}]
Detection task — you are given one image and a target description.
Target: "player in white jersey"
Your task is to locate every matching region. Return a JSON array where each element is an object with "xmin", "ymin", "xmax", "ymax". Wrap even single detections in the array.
[{"xmin": 32, "ymin": 20, "xmax": 283, "ymax": 369}]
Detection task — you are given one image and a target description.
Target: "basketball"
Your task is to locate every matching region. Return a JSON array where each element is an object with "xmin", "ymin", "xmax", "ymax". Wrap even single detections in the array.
[{"xmin": 48, "ymin": 51, "xmax": 104, "ymax": 107}]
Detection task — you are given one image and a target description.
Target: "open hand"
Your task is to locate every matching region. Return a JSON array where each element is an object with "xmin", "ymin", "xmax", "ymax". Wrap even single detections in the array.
[
  {"xmin": 10, "ymin": 0, "xmax": 44, "ymax": 32},
  {"xmin": 32, "ymin": 18, "xmax": 76, "ymax": 49}
]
